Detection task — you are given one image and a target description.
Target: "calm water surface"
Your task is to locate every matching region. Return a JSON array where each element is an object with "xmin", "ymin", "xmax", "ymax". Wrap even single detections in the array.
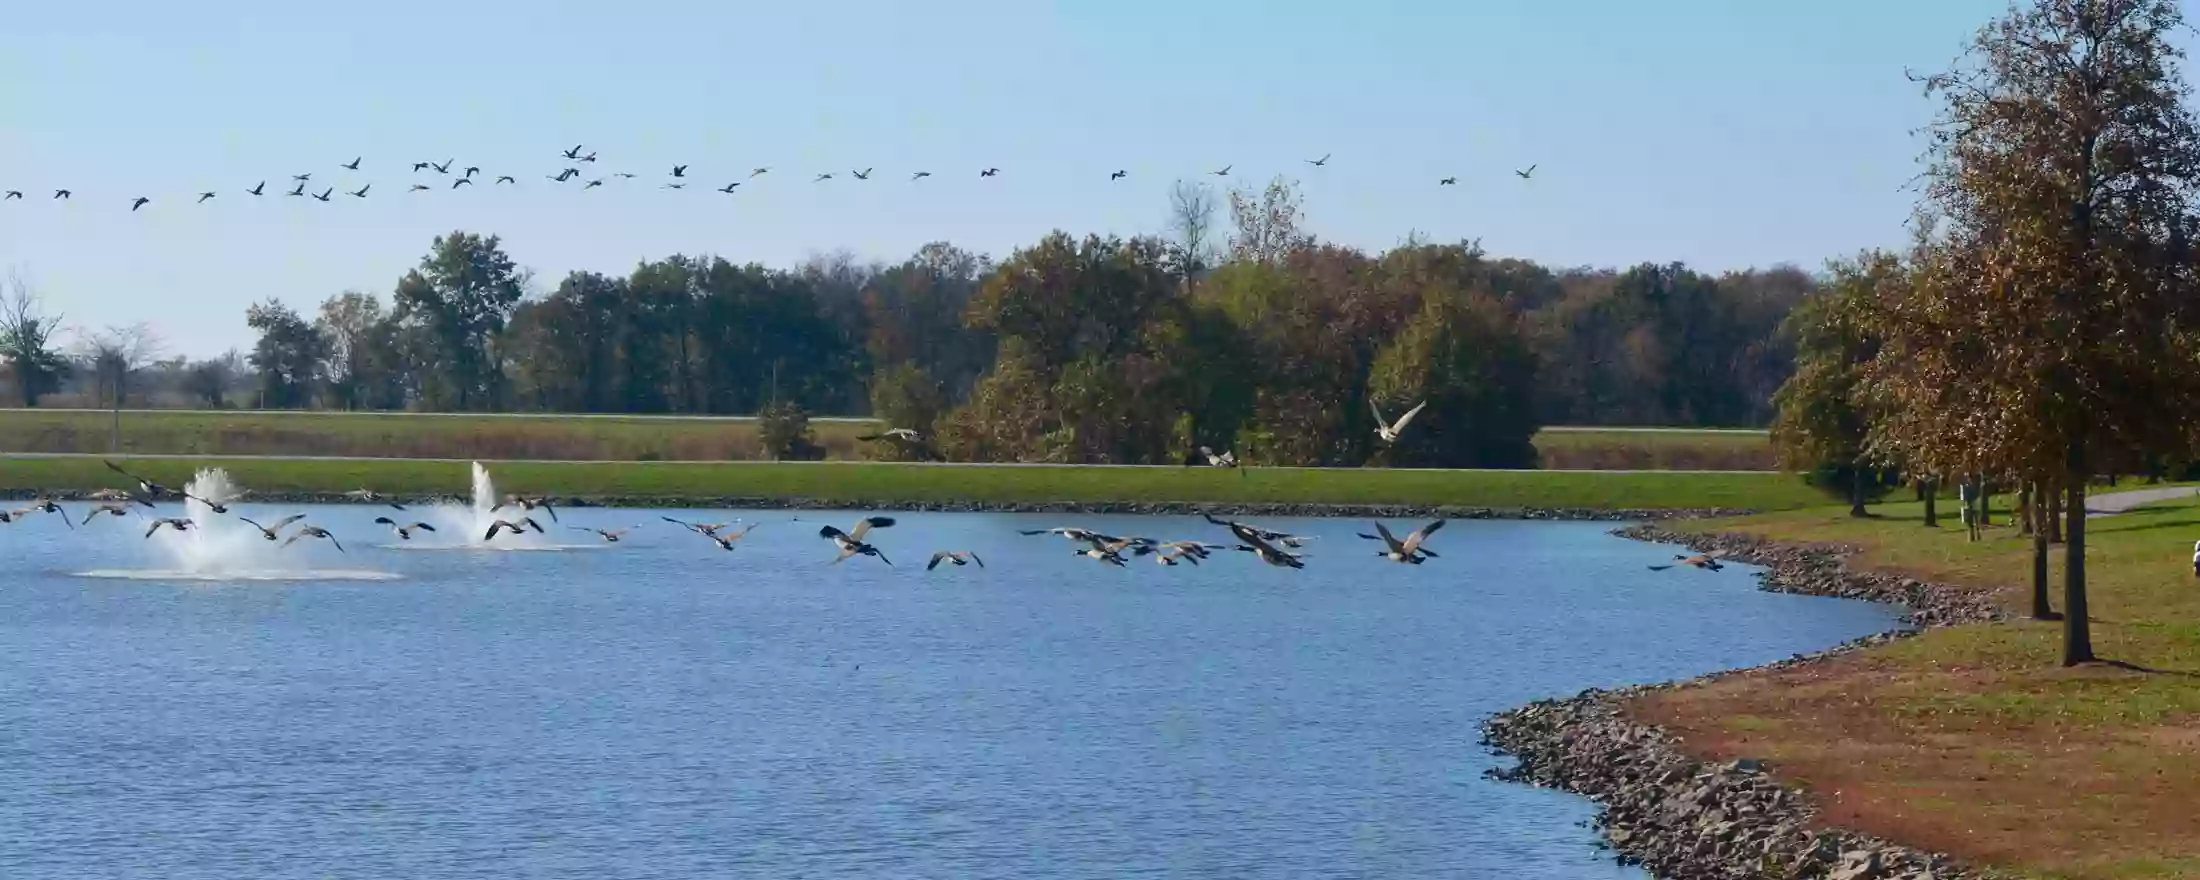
[{"xmin": 0, "ymin": 503, "xmax": 1900, "ymax": 879}]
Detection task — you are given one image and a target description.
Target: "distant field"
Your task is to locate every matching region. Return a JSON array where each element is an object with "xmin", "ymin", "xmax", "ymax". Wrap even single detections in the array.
[
  {"xmin": 0, "ymin": 408, "xmax": 1776, "ymax": 470},
  {"xmin": 0, "ymin": 456, "xmax": 1825, "ymax": 511}
]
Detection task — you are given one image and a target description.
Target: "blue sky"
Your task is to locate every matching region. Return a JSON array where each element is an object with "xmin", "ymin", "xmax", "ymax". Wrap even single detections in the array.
[{"xmin": 4, "ymin": 0, "xmax": 2017, "ymax": 356}]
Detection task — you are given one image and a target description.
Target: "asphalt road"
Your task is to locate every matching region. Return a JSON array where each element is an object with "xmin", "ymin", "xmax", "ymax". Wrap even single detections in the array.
[{"xmin": 2085, "ymin": 484, "xmax": 2200, "ymax": 517}]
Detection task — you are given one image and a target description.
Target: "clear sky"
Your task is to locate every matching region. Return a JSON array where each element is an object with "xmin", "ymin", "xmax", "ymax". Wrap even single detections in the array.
[{"xmin": 4, "ymin": 0, "xmax": 2020, "ymax": 357}]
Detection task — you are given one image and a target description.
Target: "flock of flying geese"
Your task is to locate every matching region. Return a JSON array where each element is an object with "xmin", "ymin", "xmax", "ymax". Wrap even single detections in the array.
[
  {"xmin": 13, "ymin": 458, "xmax": 1727, "ymax": 575},
  {"xmin": 0, "ymin": 146, "xmax": 1543, "ymax": 213},
  {"xmin": 858, "ymin": 398, "xmax": 1437, "ymax": 468}
]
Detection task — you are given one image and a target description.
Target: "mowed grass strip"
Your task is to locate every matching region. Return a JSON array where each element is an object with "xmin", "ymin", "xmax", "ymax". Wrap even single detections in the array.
[
  {"xmin": 0, "ymin": 408, "xmax": 1778, "ymax": 470},
  {"xmin": 0, "ymin": 456, "xmax": 1824, "ymax": 510},
  {"xmin": 1632, "ymin": 498, "xmax": 2200, "ymax": 880}
]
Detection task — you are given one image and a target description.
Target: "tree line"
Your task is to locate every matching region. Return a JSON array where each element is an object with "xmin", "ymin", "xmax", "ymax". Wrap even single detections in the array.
[
  {"xmin": 1770, "ymin": 0, "xmax": 2200, "ymax": 667},
  {"xmin": 2, "ymin": 177, "xmax": 1817, "ymax": 467}
]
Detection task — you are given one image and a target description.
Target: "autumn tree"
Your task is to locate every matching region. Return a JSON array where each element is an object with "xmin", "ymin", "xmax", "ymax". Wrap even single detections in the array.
[
  {"xmin": 247, "ymin": 299, "xmax": 325, "ymax": 409},
  {"xmin": 1167, "ymin": 180, "xmax": 1220, "ymax": 278},
  {"xmin": 1226, "ymin": 176, "xmax": 1314, "ymax": 265},
  {"xmin": 1771, "ymin": 252, "xmax": 1900, "ymax": 517},
  {"xmin": 1874, "ymin": 0, "xmax": 2200, "ymax": 665},
  {"xmin": 75, "ymin": 323, "xmax": 163, "ymax": 452}
]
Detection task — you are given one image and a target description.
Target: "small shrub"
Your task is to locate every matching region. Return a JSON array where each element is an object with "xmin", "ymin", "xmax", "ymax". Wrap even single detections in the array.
[{"xmin": 757, "ymin": 400, "xmax": 823, "ymax": 461}]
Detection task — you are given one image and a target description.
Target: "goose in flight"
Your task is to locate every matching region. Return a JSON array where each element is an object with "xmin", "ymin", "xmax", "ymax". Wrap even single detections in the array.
[
  {"xmin": 563, "ymin": 144, "xmax": 585, "ymax": 160},
  {"xmin": 1153, "ymin": 539, "xmax": 1225, "ymax": 560},
  {"xmin": 348, "ymin": 184, "xmax": 371, "ymax": 198},
  {"xmin": 670, "ymin": 165, "xmax": 688, "ymax": 178},
  {"xmin": 614, "ymin": 172, "xmax": 637, "ymax": 179},
  {"xmin": 1076, "ymin": 542, "xmax": 1129, "ymax": 566},
  {"xmin": 717, "ymin": 183, "xmax": 741, "ymax": 194},
  {"xmin": 464, "ymin": 166, "xmax": 481, "ymax": 178},
  {"xmin": 493, "ymin": 494, "xmax": 557, "ymax": 522},
  {"xmin": 496, "ymin": 176, "xmax": 516, "ymax": 184},
  {"xmin": 851, "ymin": 168, "xmax": 873, "ymax": 180},
  {"xmin": 661, "ymin": 515, "xmax": 741, "ymax": 537},
  {"xmin": 820, "ymin": 516, "xmax": 895, "ymax": 566},
  {"xmin": 751, "ymin": 167, "xmax": 770, "ymax": 177},
  {"xmin": 452, "ymin": 179, "xmax": 474, "ymax": 189},
  {"xmin": 553, "ymin": 168, "xmax": 580, "ymax": 182},
  {"xmin": 1649, "ymin": 552, "xmax": 1726, "ymax": 572},
  {"xmin": 1211, "ymin": 164, "xmax": 1231, "ymax": 177},
  {"xmin": 571, "ymin": 525, "xmax": 636, "ymax": 543},
  {"xmin": 926, "ymin": 550, "xmax": 984, "ymax": 571},
  {"xmin": 22, "ymin": 497, "xmax": 72, "ymax": 529},
  {"xmin": 431, "ymin": 159, "xmax": 454, "ymax": 174},
  {"xmin": 197, "ymin": 192, "xmax": 216, "ymax": 203},
  {"xmin": 53, "ymin": 189, "xmax": 71, "ymax": 199},
  {"xmin": 484, "ymin": 517, "xmax": 545, "ymax": 540},
  {"xmin": 312, "ymin": 188, "xmax": 333, "ymax": 202},
  {"xmin": 583, "ymin": 179, "xmax": 604, "ymax": 189},
  {"xmin": 3, "ymin": 191, "xmax": 19, "ymax": 200},
  {"xmin": 1201, "ymin": 514, "xmax": 1313, "ymax": 548},
  {"xmin": 372, "ymin": 517, "xmax": 437, "ymax": 540},
  {"xmin": 287, "ymin": 182, "xmax": 307, "ymax": 197},
  {"xmin": 247, "ymin": 182, "xmax": 265, "ymax": 196},
  {"xmin": 662, "ymin": 183, "xmax": 686, "ymax": 190},
  {"xmin": 700, "ymin": 522, "xmax": 760, "ymax": 551},
  {"xmin": 413, "ymin": 162, "xmax": 432, "ymax": 172},
  {"xmin": 1193, "ymin": 446, "xmax": 1237, "ymax": 467},
  {"xmin": 814, "ymin": 172, "xmax": 834, "ymax": 182},
  {"xmin": 144, "ymin": 517, "xmax": 194, "ymax": 538},
  {"xmin": 86, "ymin": 488, "xmax": 132, "ymax": 502},
  {"xmin": 1438, "ymin": 177, "xmax": 1456, "ymax": 186},
  {"xmin": 283, "ymin": 524, "xmax": 344, "ymax": 552},
  {"xmin": 980, "ymin": 167, "xmax": 999, "ymax": 177},
  {"xmin": 103, "ymin": 460, "xmax": 171, "ymax": 506},
  {"xmin": 855, "ymin": 427, "xmax": 944, "ymax": 461},
  {"xmin": 1227, "ymin": 524, "xmax": 1307, "ymax": 569},
  {"xmin": 180, "ymin": 489, "xmax": 240, "ymax": 514},
  {"xmin": 1361, "ymin": 519, "xmax": 1445, "ymax": 563},
  {"xmin": 81, "ymin": 501, "xmax": 133, "ymax": 525},
  {"xmin": 911, "ymin": 171, "xmax": 931, "ymax": 181},
  {"xmin": 1371, "ymin": 399, "xmax": 1429, "ymax": 443},
  {"xmin": 342, "ymin": 156, "xmax": 362, "ymax": 170},
  {"xmin": 131, "ymin": 197, "xmax": 151, "ymax": 211},
  {"xmin": 579, "ymin": 152, "xmax": 597, "ymax": 163},
  {"xmin": 343, "ymin": 488, "xmax": 405, "ymax": 510},
  {"xmin": 1515, "ymin": 164, "xmax": 1537, "ymax": 179},
  {"xmin": 1306, "ymin": 153, "xmax": 1331, "ymax": 166},
  {"xmin": 239, "ymin": 513, "xmax": 308, "ymax": 541},
  {"xmin": 0, "ymin": 506, "xmax": 40, "ymax": 524},
  {"xmin": 1154, "ymin": 546, "xmax": 1203, "ymax": 566},
  {"xmin": 410, "ymin": 184, "xmax": 432, "ymax": 192},
  {"xmin": 1110, "ymin": 170, "xmax": 1127, "ymax": 181},
  {"xmin": 294, "ymin": 173, "xmax": 313, "ymax": 182}
]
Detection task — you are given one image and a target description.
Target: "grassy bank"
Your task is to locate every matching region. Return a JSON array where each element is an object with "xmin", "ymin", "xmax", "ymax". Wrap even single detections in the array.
[
  {"xmin": 0, "ymin": 408, "xmax": 1776, "ymax": 470},
  {"xmin": 1632, "ymin": 498, "xmax": 2200, "ymax": 879},
  {"xmin": 0, "ymin": 455, "xmax": 1823, "ymax": 510}
]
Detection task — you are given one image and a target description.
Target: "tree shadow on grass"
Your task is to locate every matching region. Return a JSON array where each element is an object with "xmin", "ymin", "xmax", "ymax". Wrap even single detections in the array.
[{"xmin": 2096, "ymin": 658, "xmax": 2200, "ymax": 678}]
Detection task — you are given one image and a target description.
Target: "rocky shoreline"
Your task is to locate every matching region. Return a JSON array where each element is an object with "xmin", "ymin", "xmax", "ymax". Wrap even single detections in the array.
[
  {"xmin": 1480, "ymin": 525, "xmax": 2005, "ymax": 879},
  {"xmin": 0, "ymin": 487, "xmax": 1754, "ymax": 522}
]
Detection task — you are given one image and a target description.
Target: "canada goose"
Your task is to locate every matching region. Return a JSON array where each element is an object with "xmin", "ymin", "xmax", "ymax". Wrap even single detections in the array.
[
  {"xmin": 348, "ymin": 184, "xmax": 370, "ymax": 198},
  {"xmin": 583, "ymin": 180, "xmax": 604, "ymax": 189},
  {"xmin": 717, "ymin": 183, "xmax": 741, "ymax": 193},
  {"xmin": 1110, "ymin": 170, "xmax": 1127, "ymax": 180},
  {"xmin": 1515, "ymin": 164, "xmax": 1537, "ymax": 179},
  {"xmin": 820, "ymin": 516, "xmax": 895, "ymax": 566},
  {"xmin": 131, "ymin": 197, "xmax": 151, "ymax": 211},
  {"xmin": 410, "ymin": 184, "xmax": 432, "ymax": 192},
  {"xmin": 1212, "ymin": 164, "xmax": 1231, "ymax": 177},
  {"xmin": 53, "ymin": 190, "xmax": 71, "ymax": 199},
  {"xmin": 1193, "ymin": 446, "xmax": 1238, "ymax": 467},
  {"xmin": 293, "ymin": 173, "xmax": 313, "ymax": 182},
  {"xmin": 563, "ymin": 144, "xmax": 585, "ymax": 160},
  {"xmin": 1076, "ymin": 545, "xmax": 1128, "ymax": 566},
  {"xmin": 571, "ymin": 526, "xmax": 636, "ymax": 543},
  {"xmin": 464, "ymin": 166, "xmax": 480, "ymax": 178},
  {"xmin": 926, "ymin": 550, "xmax": 983, "ymax": 571},
  {"xmin": 1154, "ymin": 539, "xmax": 1225, "ymax": 559},
  {"xmin": 662, "ymin": 183, "xmax": 686, "ymax": 190},
  {"xmin": 579, "ymin": 152, "xmax": 597, "ymax": 163},
  {"xmin": 80, "ymin": 502, "xmax": 132, "ymax": 525},
  {"xmin": 286, "ymin": 182, "xmax": 306, "ymax": 197},
  {"xmin": 1306, "ymin": 153, "xmax": 1331, "ymax": 166},
  {"xmin": 814, "ymin": 172, "xmax": 833, "ymax": 182},
  {"xmin": 856, "ymin": 427, "xmax": 944, "ymax": 461},
  {"xmin": 3, "ymin": 191, "xmax": 19, "ymax": 200},
  {"xmin": 238, "ymin": 513, "xmax": 308, "ymax": 541},
  {"xmin": 341, "ymin": 156, "xmax": 362, "ymax": 170},
  {"xmin": 1649, "ymin": 553, "xmax": 1726, "ymax": 572},
  {"xmin": 1371, "ymin": 398, "xmax": 1429, "ymax": 443},
  {"xmin": 1363, "ymin": 519, "xmax": 1446, "ymax": 563},
  {"xmin": 702, "ymin": 522, "xmax": 760, "ymax": 551},
  {"xmin": 452, "ymin": 179, "xmax": 474, "ymax": 189},
  {"xmin": 144, "ymin": 517, "xmax": 194, "ymax": 538},
  {"xmin": 312, "ymin": 188, "xmax": 333, "ymax": 202},
  {"xmin": 372, "ymin": 516, "xmax": 437, "ymax": 540},
  {"xmin": 661, "ymin": 515, "xmax": 741, "ymax": 537},
  {"xmin": 670, "ymin": 164, "xmax": 688, "ymax": 178},
  {"xmin": 0, "ymin": 507, "xmax": 34, "ymax": 524},
  {"xmin": 484, "ymin": 517, "xmax": 545, "ymax": 540},
  {"xmin": 911, "ymin": 171, "xmax": 932, "ymax": 181},
  {"xmin": 86, "ymin": 488, "xmax": 132, "ymax": 502},
  {"xmin": 23, "ymin": 497, "xmax": 71, "ymax": 529},
  {"xmin": 1083, "ymin": 534, "xmax": 1148, "ymax": 558},
  {"xmin": 615, "ymin": 172, "xmax": 638, "ymax": 179},
  {"xmin": 554, "ymin": 168, "xmax": 579, "ymax": 182},
  {"xmin": 1200, "ymin": 514, "xmax": 1313, "ymax": 548},
  {"xmin": 343, "ymin": 488, "xmax": 406, "ymax": 510},
  {"xmin": 1228, "ymin": 525, "xmax": 1307, "ymax": 569},
  {"xmin": 493, "ymin": 494, "xmax": 557, "ymax": 522},
  {"xmin": 496, "ymin": 176, "xmax": 515, "ymax": 184},
  {"xmin": 751, "ymin": 167, "xmax": 770, "ymax": 177},
  {"xmin": 851, "ymin": 168, "xmax": 872, "ymax": 180},
  {"xmin": 413, "ymin": 162, "xmax": 432, "ymax": 172},
  {"xmin": 980, "ymin": 168, "xmax": 999, "ymax": 177},
  {"xmin": 283, "ymin": 525, "xmax": 343, "ymax": 552},
  {"xmin": 1018, "ymin": 526, "xmax": 1110, "ymax": 543},
  {"xmin": 1439, "ymin": 177, "xmax": 1456, "ymax": 186},
  {"xmin": 103, "ymin": 460, "xmax": 170, "ymax": 506},
  {"xmin": 247, "ymin": 182, "xmax": 265, "ymax": 196},
  {"xmin": 196, "ymin": 192, "xmax": 216, "ymax": 203},
  {"xmin": 1154, "ymin": 546, "xmax": 1203, "ymax": 566},
  {"xmin": 431, "ymin": 159, "xmax": 454, "ymax": 174}
]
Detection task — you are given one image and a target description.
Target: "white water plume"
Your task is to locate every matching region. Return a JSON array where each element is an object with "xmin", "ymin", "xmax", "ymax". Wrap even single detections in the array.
[
  {"xmin": 402, "ymin": 461, "xmax": 578, "ymax": 551},
  {"xmin": 106, "ymin": 466, "xmax": 396, "ymax": 582}
]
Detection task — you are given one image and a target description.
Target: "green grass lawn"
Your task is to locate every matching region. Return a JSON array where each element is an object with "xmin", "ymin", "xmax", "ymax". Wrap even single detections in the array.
[
  {"xmin": 0, "ymin": 408, "xmax": 1778, "ymax": 470},
  {"xmin": 0, "ymin": 455, "xmax": 1827, "ymax": 509},
  {"xmin": 1633, "ymin": 494, "xmax": 2200, "ymax": 879}
]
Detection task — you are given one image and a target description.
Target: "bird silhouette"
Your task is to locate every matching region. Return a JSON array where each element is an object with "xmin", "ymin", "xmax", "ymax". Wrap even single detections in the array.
[
  {"xmin": 348, "ymin": 184, "xmax": 370, "ymax": 198},
  {"xmin": 412, "ymin": 162, "xmax": 432, "ymax": 172},
  {"xmin": 1212, "ymin": 164, "xmax": 1231, "ymax": 176},
  {"xmin": 911, "ymin": 171, "xmax": 931, "ymax": 181},
  {"xmin": 1515, "ymin": 164, "xmax": 1537, "ymax": 179},
  {"xmin": 579, "ymin": 152, "xmax": 597, "ymax": 163},
  {"xmin": 286, "ymin": 182, "xmax": 306, "ymax": 197},
  {"xmin": 671, "ymin": 165, "xmax": 688, "ymax": 178},
  {"xmin": 431, "ymin": 159, "xmax": 454, "ymax": 174},
  {"xmin": 495, "ymin": 175, "xmax": 515, "ymax": 185},
  {"xmin": 312, "ymin": 188, "xmax": 333, "ymax": 202},
  {"xmin": 196, "ymin": 192, "xmax": 215, "ymax": 203},
  {"xmin": 814, "ymin": 173, "xmax": 833, "ymax": 182},
  {"xmin": 980, "ymin": 167, "xmax": 999, "ymax": 177},
  {"xmin": 341, "ymin": 157, "xmax": 362, "ymax": 170},
  {"xmin": 131, "ymin": 197, "xmax": 150, "ymax": 211},
  {"xmin": 583, "ymin": 180, "xmax": 604, "ymax": 189},
  {"xmin": 53, "ymin": 190, "xmax": 70, "ymax": 199},
  {"xmin": 464, "ymin": 166, "xmax": 480, "ymax": 178},
  {"xmin": 851, "ymin": 168, "xmax": 873, "ymax": 180},
  {"xmin": 1110, "ymin": 170, "xmax": 1127, "ymax": 180},
  {"xmin": 750, "ymin": 167, "xmax": 770, "ymax": 177},
  {"xmin": 451, "ymin": 178, "xmax": 473, "ymax": 189},
  {"xmin": 662, "ymin": 183, "xmax": 686, "ymax": 190},
  {"xmin": 1307, "ymin": 153, "xmax": 1331, "ymax": 166},
  {"xmin": 2, "ymin": 191, "xmax": 19, "ymax": 200},
  {"xmin": 614, "ymin": 172, "xmax": 637, "ymax": 179},
  {"xmin": 1439, "ymin": 177, "xmax": 1457, "ymax": 185},
  {"xmin": 247, "ymin": 182, "xmax": 265, "ymax": 196},
  {"xmin": 717, "ymin": 182, "xmax": 741, "ymax": 193},
  {"xmin": 563, "ymin": 144, "xmax": 584, "ymax": 160},
  {"xmin": 409, "ymin": 184, "xmax": 431, "ymax": 192},
  {"xmin": 552, "ymin": 168, "xmax": 580, "ymax": 182},
  {"xmin": 292, "ymin": 173, "xmax": 312, "ymax": 182}
]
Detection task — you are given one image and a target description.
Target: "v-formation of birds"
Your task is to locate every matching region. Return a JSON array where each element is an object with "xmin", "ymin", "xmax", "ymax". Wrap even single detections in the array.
[{"xmin": 0, "ymin": 147, "xmax": 1539, "ymax": 212}]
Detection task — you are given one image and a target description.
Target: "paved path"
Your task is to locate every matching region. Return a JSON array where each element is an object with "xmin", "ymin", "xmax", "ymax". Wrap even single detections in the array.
[{"xmin": 2086, "ymin": 485, "xmax": 2200, "ymax": 517}]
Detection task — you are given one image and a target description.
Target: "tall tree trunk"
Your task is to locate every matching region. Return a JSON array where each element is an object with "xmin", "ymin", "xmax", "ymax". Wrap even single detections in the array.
[
  {"xmin": 1978, "ymin": 483, "xmax": 1993, "ymax": 526},
  {"xmin": 2031, "ymin": 496, "xmax": 2058, "ymax": 620},
  {"xmin": 1923, "ymin": 476, "xmax": 1939, "ymax": 527},
  {"xmin": 2047, "ymin": 485, "xmax": 2064, "ymax": 544},
  {"xmin": 1849, "ymin": 458, "xmax": 1869, "ymax": 518},
  {"xmin": 2017, "ymin": 482, "xmax": 2034, "ymax": 536},
  {"xmin": 2064, "ymin": 438, "xmax": 2094, "ymax": 666}
]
